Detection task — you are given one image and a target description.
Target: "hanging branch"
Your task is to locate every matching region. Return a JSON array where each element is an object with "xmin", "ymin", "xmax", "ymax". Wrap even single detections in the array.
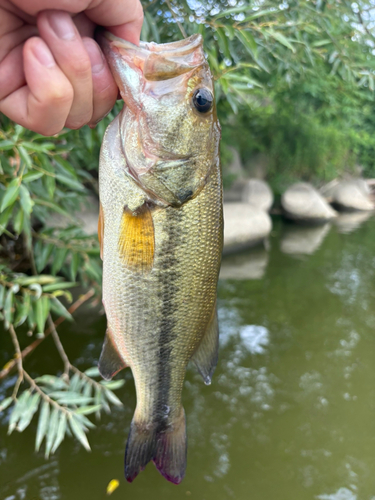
[{"xmin": 9, "ymin": 324, "xmax": 23, "ymax": 399}]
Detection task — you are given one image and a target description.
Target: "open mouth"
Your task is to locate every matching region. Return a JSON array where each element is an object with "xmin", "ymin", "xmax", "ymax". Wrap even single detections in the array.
[{"xmin": 96, "ymin": 30, "xmax": 205, "ymax": 81}]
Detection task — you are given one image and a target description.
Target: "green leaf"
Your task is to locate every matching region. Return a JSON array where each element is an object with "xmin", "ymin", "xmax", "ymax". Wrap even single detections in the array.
[
  {"xmin": 14, "ymin": 292, "xmax": 31, "ymax": 327},
  {"xmin": 50, "ymin": 392, "xmax": 93, "ymax": 405},
  {"xmin": 0, "ymin": 206, "xmax": 13, "ymax": 236},
  {"xmin": 18, "ymin": 146, "xmax": 33, "ymax": 169},
  {"xmin": 43, "ymin": 174, "xmax": 56, "ymax": 199},
  {"xmin": 70, "ymin": 253, "xmax": 80, "ymax": 281},
  {"xmin": 235, "ymin": 30, "xmax": 258, "ymax": 57},
  {"xmin": 45, "ymin": 406, "xmax": 59, "ymax": 458},
  {"xmin": 19, "ymin": 184, "xmax": 34, "ymax": 215},
  {"xmin": 51, "ymin": 412, "xmax": 67, "ymax": 454},
  {"xmin": 4, "ymin": 288, "xmax": 14, "ymax": 328},
  {"xmin": 51, "ymin": 248, "xmax": 69, "ymax": 276},
  {"xmin": 8, "ymin": 391, "xmax": 31, "ymax": 434},
  {"xmin": 35, "ymin": 295, "xmax": 50, "ymax": 334},
  {"xmin": 84, "ymin": 367, "xmax": 100, "ymax": 377},
  {"xmin": 21, "ymin": 141, "xmax": 55, "ymax": 152},
  {"xmin": 17, "ymin": 392, "xmax": 41, "ymax": 431},
  {"xmin": 69, "ymin": 415, "xmax": 91, "ymax": 451},
  {"xmin": 55, "ymin": 174, "xmax": 85, "ymax": 192},
  {"xmin": 74, "ymin": 404, "xmax": 102, "ymax": 415},
  {"xmin": 35, "ymin": 243, "xmax": 54, "ymax": 273},
  {"xmin": 13, "ymin": 207, "xmax": 24, "ymax": 234},
  {"xmin": 103, "ymin": 389, "xmax": 122, "ymax": 407},
  {"xmin": 43, "ymin": 281, "xmax": 76, "ymax": 292},
  {"xmin": 36, "ymin": 400, "xmax": 50, "ymax": 451},
  {"xmin": 214, "ymin": 5, "xmax": 250, "ymax": 19},
  {"xmin": 22, "ymin": 171, "xmax": 44, "ymax": 183},
  {"xmin": 49, "ymin": 297, "xmax": 73, "ymax": 321},
  {"xmin": 0, "ymin": 140, "xmax": 15, "ymax": 150},
  {"xmin": 266, "ymin": 30, "xmax": 296, "ymax": 53},
  {"xmin": 36, "ymin": 375, "xmax": 69, "ymax": 390},
  {"xmin": 0, "ymin": 397, "xmax": 13, "ymax": 412},
  {"xmin": 33, "ymin": 198, "xmax": 73, "ymax": 220},
  {"xmin": 242, "ymin": 9, "xmax": 276, "ymax": 22},
  {"xmin": 0, "ymin": 178, "xmax": 20, "ymax": 212},
  {"xmin": 100, "ymin": 380, "xmax": 125, "ymax": 390},
  {"xmin": 0, "ymin": 284, "xmax": 5, "ymax": 308},
  {"xmin": 215, "ymin": 27, "xmax": 231, "ymax": 60}
]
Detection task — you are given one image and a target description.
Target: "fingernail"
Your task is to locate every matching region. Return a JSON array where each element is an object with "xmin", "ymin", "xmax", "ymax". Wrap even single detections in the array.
[
  {"xmin": 32, "ymin": 39, "xmax": 55, "ymax": 68},
  {"xmin": 83, "ymin": 39, "xmax": 104, "ymax": 74},
  {"xmin": 47, "ymin": 11, "xmax": 76, "ymax": 41}
]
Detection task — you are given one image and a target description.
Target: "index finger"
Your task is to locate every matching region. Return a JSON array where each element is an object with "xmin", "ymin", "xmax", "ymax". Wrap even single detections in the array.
[{"xmin": 10, "ymin": 0, "xmax": 144, "ymax": 44}]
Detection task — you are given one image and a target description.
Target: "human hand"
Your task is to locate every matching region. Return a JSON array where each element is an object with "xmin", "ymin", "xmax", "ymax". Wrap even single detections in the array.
[{"xmin": 0, "ymin": 0, "xmax": 143, "ymax": 135}]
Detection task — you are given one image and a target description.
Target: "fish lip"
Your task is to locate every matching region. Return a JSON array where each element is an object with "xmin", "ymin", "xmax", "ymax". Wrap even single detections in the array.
[{"xmin": 97, "ymin": 29, "xmax": 203, "ymax": 57}]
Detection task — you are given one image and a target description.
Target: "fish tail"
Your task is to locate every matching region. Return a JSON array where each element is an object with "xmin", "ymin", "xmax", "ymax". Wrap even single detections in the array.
[{"xmin": 124, "ymin": 407, "xmax": 186, "ymax": 484}]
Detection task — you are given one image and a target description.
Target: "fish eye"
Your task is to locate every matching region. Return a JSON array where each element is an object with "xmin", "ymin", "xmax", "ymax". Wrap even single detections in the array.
[{"xmin": 192, "ymin": 88, "xmax": 213, "ymax": 113}]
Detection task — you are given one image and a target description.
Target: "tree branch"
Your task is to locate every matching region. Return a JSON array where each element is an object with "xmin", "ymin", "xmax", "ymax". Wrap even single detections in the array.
[
  {"xmin": 8, "ymin": 324, "xmax": 23, "ymax": 399},
  {"xmin": 0, "ymin": 289, "xmax": 95, "ymax": 380}
]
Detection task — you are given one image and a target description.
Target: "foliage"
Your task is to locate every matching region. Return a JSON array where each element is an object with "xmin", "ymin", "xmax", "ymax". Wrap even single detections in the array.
[{"xmin": 1, "ymin": 0, "xmax": 375, "ymax": 456}]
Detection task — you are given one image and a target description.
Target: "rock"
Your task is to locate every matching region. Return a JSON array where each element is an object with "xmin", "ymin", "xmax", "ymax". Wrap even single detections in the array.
[
  {"xmin": 281, "ymin": 182, "xmax": 337, "ymax": 223},
  {"xmin": 223, "ymin": 203, "xmax": 272, "ymax": 254},
  {"xmin": 329, "ymin": 180, "xmax": 374, "ymax": 211},
  {"xmin": 280, "ymin": 224, "xmax": 331, "ymax": 256},
  {"xmin": 220, "ymin": 249, "xmax": 268, "ymax": 280},
  {"xmin": 334, "ymin": 211, "xmax": 373, "ymax": 234},
  {"xmin": 241, "ymin": 179, "xmax": 274, "ymax": 212}
]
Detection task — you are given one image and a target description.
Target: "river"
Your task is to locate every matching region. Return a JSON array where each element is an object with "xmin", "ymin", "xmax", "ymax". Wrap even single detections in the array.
[{"xmin": 1, "ymin": 214, "xmax": 375, "ymax": 500}]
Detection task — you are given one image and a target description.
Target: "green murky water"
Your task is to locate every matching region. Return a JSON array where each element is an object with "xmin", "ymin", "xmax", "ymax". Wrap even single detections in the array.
[{"xmin": 1, "ymin": 214, "xmax": 375, "ymax": 500}]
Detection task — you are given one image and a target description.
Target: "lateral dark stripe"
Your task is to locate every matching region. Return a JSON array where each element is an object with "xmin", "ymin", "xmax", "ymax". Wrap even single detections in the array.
[{"xmin": 155, "ymin": 207, "xmax": 183, "ymax": 430}]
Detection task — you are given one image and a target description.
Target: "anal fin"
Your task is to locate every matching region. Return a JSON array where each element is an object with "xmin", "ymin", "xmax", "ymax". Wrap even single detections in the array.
[
  {"xmin": 192, "ymin": 305, "xmax": 219, "ymax": 385},
  {"xmin": 98, "ymin": 327, "xmax": 127, "ymax": 381}
]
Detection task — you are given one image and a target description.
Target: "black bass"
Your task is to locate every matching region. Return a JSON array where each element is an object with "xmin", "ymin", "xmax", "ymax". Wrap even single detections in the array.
[{"xmin": 97, "ymin": 31, "xmax": 223, "ymax": 484}]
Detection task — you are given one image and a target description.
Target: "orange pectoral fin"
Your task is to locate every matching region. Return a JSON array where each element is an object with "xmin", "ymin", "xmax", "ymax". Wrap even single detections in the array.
[
  {"xmin": 118, "ymin": 204, "xmax": 155, "ymax": 273},
  {"xmin": 98, "ymin": 202, "xmax": 104, "ymax": 260}
]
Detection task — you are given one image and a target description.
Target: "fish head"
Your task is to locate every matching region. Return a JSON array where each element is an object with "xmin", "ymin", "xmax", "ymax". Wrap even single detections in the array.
[{"xmin": 98, "ymin": 31, "xmax": 220, "ymax": 206}]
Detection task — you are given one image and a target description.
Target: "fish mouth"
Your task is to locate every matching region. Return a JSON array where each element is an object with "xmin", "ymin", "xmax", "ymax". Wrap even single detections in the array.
[{"xmin": 96, "ymin": 30, "xmax": 205, "ymax": 81}]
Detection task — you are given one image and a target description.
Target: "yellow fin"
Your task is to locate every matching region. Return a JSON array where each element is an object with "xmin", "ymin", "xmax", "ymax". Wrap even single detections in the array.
[
  {"xmin": 118, "ymin": 204, "xmax": 154, "ymax": 273},
  {"xmin": 98, "ymin": 202, "xmax": 104, "ymax": 260}
]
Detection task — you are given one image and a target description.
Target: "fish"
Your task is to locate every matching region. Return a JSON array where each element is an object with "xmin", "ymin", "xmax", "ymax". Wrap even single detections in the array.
[{"xmin": 97, "ymin": 31, "xmax": 223, "ymax": 484}]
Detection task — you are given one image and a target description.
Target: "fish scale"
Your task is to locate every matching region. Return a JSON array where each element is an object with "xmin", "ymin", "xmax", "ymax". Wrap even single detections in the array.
[{"xmin": 97, "ymin": 31, "xmax": 223, "ymax": 484}]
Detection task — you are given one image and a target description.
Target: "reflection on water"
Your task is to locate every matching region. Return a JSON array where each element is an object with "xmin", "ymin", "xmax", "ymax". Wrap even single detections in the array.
[
  {"xmin": 1, "ymin": 217, "xmax": 375, "ymax": 500},
  {"xmin": 280, "ymin": 223, "xmax": 331, "ymax": 256},
  {"xmin": 334, "ymin": 211, "xmax": 373, "ymax": 234},
  {"xmin": 220, "ymin": 249, "xmax": 268, "ymax": 280}
]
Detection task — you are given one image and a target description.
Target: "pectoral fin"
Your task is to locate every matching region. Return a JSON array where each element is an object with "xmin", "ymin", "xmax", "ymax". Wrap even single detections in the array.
[
  {"xmin": 98, "ymin": 328, "xmax": 127, "ymax": 381},
  {"xmin": 192, "ymin": 305, "xmax": 219, "ymax": 385},
  {"xmin": 118, "ymin": 204, "xmax": 155, "ymax": 273}
]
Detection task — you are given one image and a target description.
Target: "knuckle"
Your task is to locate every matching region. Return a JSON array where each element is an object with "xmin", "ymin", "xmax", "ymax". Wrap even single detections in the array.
[
  {"xmin": 69, "ymin": 57, "xmax": 92, "ymax": 79},
  {"xmin": 66, "ymin": 114, "xmax": 92, "ymax": 130}
]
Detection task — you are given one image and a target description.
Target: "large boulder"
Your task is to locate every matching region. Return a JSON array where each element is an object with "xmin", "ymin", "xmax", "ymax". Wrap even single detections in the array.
[
  {"xmin": 241, "ymin": 179, "xmax": 274, "ymax": 212},
  {"xmin": 281, "ymin": 182, "xmax": 337, "ymax": 223},
  {"xmin": 280, "ymin": 224, "xmax": 331, "ymax": 256},
  {"xmin": 329, "ymin": 180, "xmax": 374, "ymax": 211},
  {"xmin": 223, "ymin": 203, "xmax": 272, "ymax": 254}
]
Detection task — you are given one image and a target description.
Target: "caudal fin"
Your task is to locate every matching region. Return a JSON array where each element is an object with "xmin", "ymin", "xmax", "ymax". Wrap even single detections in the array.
[{"xmin": 124, "ymin": 408, "xmax": 186, "ymax": 484}]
